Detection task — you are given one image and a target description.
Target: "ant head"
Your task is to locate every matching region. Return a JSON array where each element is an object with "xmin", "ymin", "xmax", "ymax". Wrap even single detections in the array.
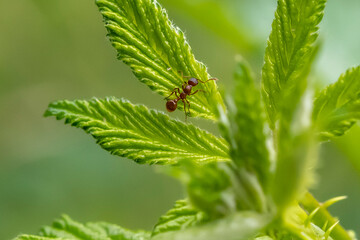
[
  {"xmin": 166, "ymin": 99, "xmax": 178, "ymax": 112},
  {"xmin": 188, "ymin": 78, "xmax": 198, "ymax": 86}
]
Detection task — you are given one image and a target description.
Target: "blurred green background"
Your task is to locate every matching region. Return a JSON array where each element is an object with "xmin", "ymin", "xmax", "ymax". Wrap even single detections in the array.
[{"xmin": 0, "ymin": 0, "xmax": 359, "ymax": 239}]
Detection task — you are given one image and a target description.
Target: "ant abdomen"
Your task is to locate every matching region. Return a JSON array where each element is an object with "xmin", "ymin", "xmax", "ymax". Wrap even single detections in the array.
[
  {"xmin": 166, "ymin": 99, "xmax": 178, "ymax": 112},
  {"xmin": 164, "ymin": 71, "xmax": 218, "ymax": 119}
]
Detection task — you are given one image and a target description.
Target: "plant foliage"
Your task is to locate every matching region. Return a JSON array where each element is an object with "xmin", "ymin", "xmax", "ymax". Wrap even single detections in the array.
[
  {"xmin": 15, "ymin": 0, "xmax": 360, "ymax": 239},
  {"xmin": 261, "ymin": 0, "xmax": 326, "ymax": 129},
  {"xmin": 14, "ymin": 215, "xmax": 149, "ymax": 240},
  {"xmin": 313, "ymin": 66, "xmax": 360, "ymax": 139},
  {"xmin": 220, "ymin": 58, "xmax": 270, "ymax": 189},
  {"xmin": 96, "ymin": 0, "xmax": 223, "ymax": 119},
  {"xmin": 44, "ymin": 97, "xmax": 229, "ymax": 165},
  {"xmin": 151, "ymin": 199, "xmax": 205, "ymax": 237}
]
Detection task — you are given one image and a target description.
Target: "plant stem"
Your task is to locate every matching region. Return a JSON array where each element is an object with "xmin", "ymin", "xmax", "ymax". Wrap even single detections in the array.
[{"xmin": 300, "ymin": 192, "xmax": 354, "ymax": 240}]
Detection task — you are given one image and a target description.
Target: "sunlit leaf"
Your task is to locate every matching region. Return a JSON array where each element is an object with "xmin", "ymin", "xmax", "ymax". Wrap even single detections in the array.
[
  {"xmin": 45, "ymin": 97, "xmax": 230, "ymax": 165},
  {"xmin": 261, "ymin": 0, "xmax": 326, "ymax": 128},
  {"xmin": 96, "ymin": 0, "xmax": 223, "ymax": 119}
]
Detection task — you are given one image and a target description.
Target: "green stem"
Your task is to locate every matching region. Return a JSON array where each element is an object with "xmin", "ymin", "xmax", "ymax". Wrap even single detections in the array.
[{"xmin": 300, "ymin": 192, "xmax": 354, "ymax": 240}]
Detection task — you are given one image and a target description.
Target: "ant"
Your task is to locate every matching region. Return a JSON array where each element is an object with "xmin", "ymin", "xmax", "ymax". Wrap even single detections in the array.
[{"xmin": 165, "ymin": 71, "xmax": 217, "ymax": 120}]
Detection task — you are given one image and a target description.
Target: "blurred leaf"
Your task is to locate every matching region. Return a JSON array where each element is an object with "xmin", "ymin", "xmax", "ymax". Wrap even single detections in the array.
[
  {"xmin": 261, "ymin": 0, "xmax": 326, "ymax": 129},
  {"xmin": 163, "ymin": 0, "xmax": 258, "ymax": 53},
  {"xmin": 313, "ymin": 66, "xmax": 360, "ymax": 139},
  {"xmin": 173, "ymin": 162, "xmax": 235, "ymax": 218},
  {"xmin": 151, "ymin": 211, "xmax": 272, "ymax": 240},
  {"xmin": 14, "ymin": 236, "xmax": 64, "ymax": 240},
  {"xmin": 334, "ymin": 125, "xmax": 360, "ymax": 173},
  {"xmin": 14, "ymin": 215, "xmax": 150, "ymax": 240},
  {"xmin": 45, "ymin": 97, "xmax": 230, "ymax": 165},
  {"xmin": 220, "ymin": 57, "xmax": 270, "ymax": 189},
  {"xmin": 271, "ymin": 91, "xmax": 318, "ymax": 211},
  {"xmin": 152, "ymin": 199, "xmax": 205, "ymax": 237},
  {"xmin": 96, "ymin": 0, "xmax": 223, "ymax": 119}
]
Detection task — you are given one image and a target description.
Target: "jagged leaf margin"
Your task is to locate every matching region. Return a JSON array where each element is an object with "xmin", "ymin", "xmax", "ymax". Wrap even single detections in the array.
[
  {"xmin": 261, "ymin": 0, "xmax": 326, "ymax": 128},
  {"xmin": 151, "ymin": 199, "xmax": 205, "ymax": 237},
  {"xmin": 313, "ymin": 66, "xmax": 360, "ymax": 139},
  {"xmin": 96, "ymin": 0, "xmax": 223, "ymax": 119},
  {"xmin": 45, "ymin": 97, "xmax": 230, "ymax": 165}
]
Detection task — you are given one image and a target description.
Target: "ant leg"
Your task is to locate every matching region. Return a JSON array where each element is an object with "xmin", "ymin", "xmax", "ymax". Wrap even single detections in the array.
[
  {"xmin": 165, "ymin": 88, "xmax": 180, "ymax": 99},
  {"xmin": 181, "ymin": 99, "xmax": 188, "ymax": 122},
  {"xmin": 185, "ymin": 99, "xmax": 191, "ymax": 117},
  {"xmin": 181, "ymin": 82, "xmax": 188, "ymax": 91},
  {"xmin": 176, "ymin": 88, "xmax": 181, "ymax": 97},
  {"xmin": 190, "ymin": 89, "xmax": 206, "ymax": 95},
  {"xmin": 198, "ymin": 78, "xmax": 218, "ymax": 83}
]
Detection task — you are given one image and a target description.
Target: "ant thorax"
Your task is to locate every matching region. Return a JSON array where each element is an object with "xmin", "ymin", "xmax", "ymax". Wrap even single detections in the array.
[
  {"xmin": 180, "ymin": 92, "xmax": 187, "ymax": 99},
  {"xmin": 184, "ymin": 85, "xmax": 192, "ymax": 95}
]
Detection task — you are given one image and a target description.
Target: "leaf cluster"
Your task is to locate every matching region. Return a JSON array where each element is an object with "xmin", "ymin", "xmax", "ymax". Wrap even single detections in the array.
[{"xmin": 15, "ymin": 0, "xmax": 360, "ymax": 239}]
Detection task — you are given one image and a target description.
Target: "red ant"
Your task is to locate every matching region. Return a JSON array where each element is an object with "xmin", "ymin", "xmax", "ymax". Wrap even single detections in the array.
[{"xmin": 165, "ymin": 71, "xmax": 217, "ymax": 120}]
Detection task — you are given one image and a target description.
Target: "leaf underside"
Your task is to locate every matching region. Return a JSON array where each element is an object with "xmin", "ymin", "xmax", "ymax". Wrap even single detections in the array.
[
  {"xmin": 45, "ymin": 97, "xmax": 230, "ymax": 165},
  {"xmin": 96, "ymin": 0, "xmax": 222, "ymax": 119}
]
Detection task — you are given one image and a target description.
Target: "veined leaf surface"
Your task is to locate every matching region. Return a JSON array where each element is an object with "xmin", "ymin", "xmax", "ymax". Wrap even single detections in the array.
[
  {"xmin": 45, "ymin": 97, "xmax": 229, "ymax": 165},
  {"xmin": 96, "ymin": 0, "xmax": 223, "ymax": 119},
  {"xmin": 261, "ymin": 0, "xmax": 326, "ymax": 128}
]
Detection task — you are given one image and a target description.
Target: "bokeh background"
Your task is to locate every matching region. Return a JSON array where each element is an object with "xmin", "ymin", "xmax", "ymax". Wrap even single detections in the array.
[{"xmin": 1, "ymin": 0, "xmax": 359, "ymax": 239}]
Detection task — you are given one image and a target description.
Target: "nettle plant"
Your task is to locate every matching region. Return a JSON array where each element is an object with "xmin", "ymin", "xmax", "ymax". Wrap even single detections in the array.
[{"xmin": 15, "ymin": 0, "xmax": 360, "ymax": 239}]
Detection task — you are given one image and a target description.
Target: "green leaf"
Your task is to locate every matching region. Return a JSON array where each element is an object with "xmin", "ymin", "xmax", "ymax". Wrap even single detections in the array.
[
  {"xmin": 172, "ymin": 162, "xmax": 235, "ymax": 218},
  {"xmin": 14, "ymin": 215, "xmax": 150, "ymax": 240},
  {"xmin": 313, "ymin": 66, "xmax": 360, "ymax": 139},
  {"xmin": 152, "ymin": 199, "xmax": 206, "ymax": 237},
  {"xmin": 220, "ymin": 57, "xmax": 270, "ymax": 190},
  {"xmin": 271, "ymin": 92, "xmax": 318, "ymax": 211},
  {"xmin": 44, "ymin": 97, "xmax": 230, "ymax": 165},
  {"xmin": 261, "ymin": 0, "xmax": 326, "ymax": 128},
  {"xmin": 14, "ymin": 236, "xmax": 64, "ymax": 240},
  {"xmin": 96, "ymin": 0, "xmax": 223, "ymax": 120},
  {"xmin": 151, "ymin": 211, "xmax": 272, "ymax": 240}
]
